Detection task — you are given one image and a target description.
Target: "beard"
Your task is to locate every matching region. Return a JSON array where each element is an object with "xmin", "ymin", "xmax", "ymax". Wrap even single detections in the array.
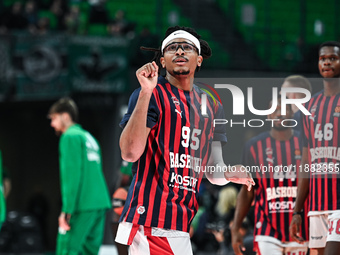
[
  {"xmin": 273, "ymin": 125, "xmax": 289, "ymax": 131},
  {"xmin": 55, "ymin": 130, "xmax": 62, "ymax": 136},
  {"xmin": 173, "ymin": 69, "xmax": 190, "ymax": 75},
  {"xmin": 272, "ymin": 119, "xmax": 293, "ymax": 131}
]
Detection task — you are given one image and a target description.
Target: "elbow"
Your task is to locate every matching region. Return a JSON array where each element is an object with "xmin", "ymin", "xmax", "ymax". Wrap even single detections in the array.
[
  {"xmin": 119, "ymin": 140, "xmax": 137, "ymax": 162},
  {"xmin": 120, "ymin": 141, "xmax": 143, "ymax": 162},
  {"xmin": 120, "ymin": 134, "xmax": 143, "ymax": 162},
  {"xmin": 121, "ymin": 150, "xmax": 140, "ymax": 163}
]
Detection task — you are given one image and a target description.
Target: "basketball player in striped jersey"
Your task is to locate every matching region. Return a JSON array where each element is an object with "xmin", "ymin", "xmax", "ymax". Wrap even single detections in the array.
[
  {"xmin": 290, "ymin": 41, "xmax": 340, "ymax": 255},
  {"xmin": 231, "ymin": 98, "xmax": 309, "ymax": 255},
  {"xmin": 115, "ymin": 26, "xmax": 255, "ymax": 254}
]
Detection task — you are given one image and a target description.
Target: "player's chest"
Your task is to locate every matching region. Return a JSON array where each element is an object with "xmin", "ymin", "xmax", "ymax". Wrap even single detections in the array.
[
  {"xmin": 159, "ymin": 94, "xmax": 214, "ymax": 130},
  {"xmin": 308, "ymin": 97, "xmax": 340, "ymax": 142}
]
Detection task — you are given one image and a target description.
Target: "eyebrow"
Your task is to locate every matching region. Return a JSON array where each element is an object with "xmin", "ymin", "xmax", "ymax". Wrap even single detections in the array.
[
  {"xmin": 319, "ymin": 53, "xmax": 339, "ymax": 57},
  {"xmin": 165, "ymin": 41, "xmax": 194, "ymax": 45}
]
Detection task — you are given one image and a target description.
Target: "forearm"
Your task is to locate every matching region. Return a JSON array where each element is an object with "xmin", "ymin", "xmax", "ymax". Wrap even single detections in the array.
[
  {"xmin": 3, "ymin": 179, "xmax": 11, "ymax": 198},
  {"xmin": 232, "ymin": 186, "xmax": 254, "ymax": 230},
  {"xmin": 120, "ymin": 88, "xmax": 153, "ymax": 162},
  {"xmin": 60, "ymin": 166, "xmax": 81, "ymax": 213},
  {"xmin": 205, "ymin": 141, "xmax": 230, "ymax": 186},
  {"xmin": 294, "ymin": 147, "xmax": 309, "ymax": 212}
]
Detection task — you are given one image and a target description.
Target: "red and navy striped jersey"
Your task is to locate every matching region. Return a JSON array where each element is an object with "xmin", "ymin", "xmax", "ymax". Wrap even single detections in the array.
[
  {"xmin": 302, "ymin": 90, "xmax": 340, "ymax": 212},
  {"xmin": 119, "ymin": 76, "xmax": 227, "ymax": 232},
  {"xmin": 242, "ymin": 131, "xmax": 308, "ymax": 242}
]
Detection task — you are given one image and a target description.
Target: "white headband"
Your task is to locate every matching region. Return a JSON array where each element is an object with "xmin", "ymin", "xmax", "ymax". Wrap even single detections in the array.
[{"xmin": 161, "ymin": 30, "xmax": 201, "ymax": 54}]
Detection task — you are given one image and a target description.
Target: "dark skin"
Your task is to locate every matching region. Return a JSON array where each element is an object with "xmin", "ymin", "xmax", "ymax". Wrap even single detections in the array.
[{"xmin": 289, "ymin": 45, "xmax": 340, "ymax": 255}]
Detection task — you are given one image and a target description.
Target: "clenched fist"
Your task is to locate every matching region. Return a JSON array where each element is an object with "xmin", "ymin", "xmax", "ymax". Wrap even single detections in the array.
[{"xmin": 136, "ymin": 61, "xmax": 159, "ymax": 92}]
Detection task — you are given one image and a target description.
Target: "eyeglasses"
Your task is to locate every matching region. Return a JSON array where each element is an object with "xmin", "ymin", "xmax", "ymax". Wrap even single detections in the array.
[{"xmin": 163, "ymin": 42, "xmax": 198, "ymax": 54}]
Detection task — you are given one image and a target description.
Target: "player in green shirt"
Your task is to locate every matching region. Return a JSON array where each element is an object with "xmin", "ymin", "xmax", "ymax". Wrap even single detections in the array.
[{"xmin": 48, "ymin": 97, "xmax": 111, "ymax": 255}]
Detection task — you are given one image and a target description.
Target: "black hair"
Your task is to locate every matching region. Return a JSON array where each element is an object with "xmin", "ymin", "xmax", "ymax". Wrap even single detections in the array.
[
  {"xmin": 141, "ymin": 26, "xmax": 212, "ymax": 73},
  {"xmin": 319, "ymin": 41, "xmax": 340, "ymax": 52},
  {"xmin": 48, "ymin": 97, "xmax": 79, "ymax": 122}
]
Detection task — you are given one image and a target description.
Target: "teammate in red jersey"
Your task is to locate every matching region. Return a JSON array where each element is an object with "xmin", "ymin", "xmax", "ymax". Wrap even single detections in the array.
[
  {"xmin": 232, "ymin": 98, "xmax": 309, "ymax": 255},
  {"xmin": 290, "ymin": 41, "xmax": 340, "ymax": 255},
  {"xmin": 115, "ymin": 26, "xmax": 254, "ymax": 254}
]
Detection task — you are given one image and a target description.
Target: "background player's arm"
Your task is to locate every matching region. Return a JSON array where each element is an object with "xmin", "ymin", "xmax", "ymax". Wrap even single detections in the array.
[
  {"xmin": 120, "ymin": 62, "xmax": 158, "ymax": 162},
  {"xmin": 290, "ymin": 146, "xmax": 309, "ymax": 243},
  {"xmin": 60, "ymin": 134, "xmax": 82, "ymax": 214},
  {"xmin": 3, "ymin": 178, "xmax": 11, "ymax": 199},
  {"xmin": 205, "ymin": 142, "xmax": 255, "ymax": 189},
  {"xmin": 58, "ymin": 134, "xmax": 83, "ymax": 231},
  {"xmin": 231, "ymin": 185, "xmax": 254, "ymax": 255}
]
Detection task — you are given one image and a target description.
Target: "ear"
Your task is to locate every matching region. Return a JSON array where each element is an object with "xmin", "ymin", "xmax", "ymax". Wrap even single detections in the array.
[
  {"xmin": 61, "ymin": 112, "xmax": 71, "ymax": 122},
  {"xmin": 197, "ymin": 55, "xmax": 203, "ymax": 67},
  {"xmin": 160, "ymin": 57, "xmax": 165, "ymax": 68}
]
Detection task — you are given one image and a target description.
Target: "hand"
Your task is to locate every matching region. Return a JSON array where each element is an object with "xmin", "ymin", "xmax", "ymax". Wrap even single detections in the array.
[
  {"xmin": 211, "ymin": 229, "xmax": 225, "ymax": 243},
  {"xmin": 136, "ymin": 61, "xmax": 159, "ymax": 92},
  {"xmin": 58, "ymin": 212, "xmax": 71, "ymax": 231},
  {"xmin": 289, "ymin": 214, "xmax": 305, "ymax": 243},
  {"xmin": 224, "ymin": 165, "xmax": 255, "ymax": 191},
  {"xmin": 231, "ymin": 228, "xmax": 246, "ymax": 255}
]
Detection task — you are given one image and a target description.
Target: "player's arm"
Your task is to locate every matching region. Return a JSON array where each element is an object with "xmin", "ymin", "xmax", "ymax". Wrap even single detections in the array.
[
  {"xmin": 59, "ymin": 134, "xmax": 82, "ymax": 214},
  {"xmin": 120, "ymin": 62, "xmax": 158, "ymax": 162},
  {"xmin": 205, "ymin": 141, "xmax": 230, "ymax": 185},
  {"xmin": 205, "ymin": 142, "xmax": 255, "ymax": 190},
  {"xmin": 231, "ymin": 185, "xmax": 254, "ymax": 255},
  {"xmin": 58, "ymin": 134, "xmax": 83, "ymax": 230},
  {"xmin": 289, "ymin": 146, "xmax": 309, "ymax": 243},
  {"xmin": 208, "ymin": 102, "xmax": 254, "ymax": 189}
]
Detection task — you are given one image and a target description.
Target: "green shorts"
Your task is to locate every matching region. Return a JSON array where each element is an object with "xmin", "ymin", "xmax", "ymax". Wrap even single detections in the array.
[{"xmin": 56, "ymin": 209, "xmax": 107, "ymax": 255}]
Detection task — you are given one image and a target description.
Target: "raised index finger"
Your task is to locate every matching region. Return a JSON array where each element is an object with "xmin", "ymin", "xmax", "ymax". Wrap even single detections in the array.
[{"xmin": 152, "ymin": 61, "xmax": 158, "ymax": 71}]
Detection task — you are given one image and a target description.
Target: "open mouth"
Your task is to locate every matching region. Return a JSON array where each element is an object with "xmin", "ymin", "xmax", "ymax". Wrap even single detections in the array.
[
  {"xmin": 323, "ymin": 68, "xmax": 333, "ymax": 72},
  {"xmin": 174, "ymin": 57, "xmax": 188, "ymax": 63}
]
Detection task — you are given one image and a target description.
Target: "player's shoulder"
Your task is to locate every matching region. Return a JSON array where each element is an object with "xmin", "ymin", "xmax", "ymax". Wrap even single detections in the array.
[
  {"xmin": 193, "ymin": 84, "xmax": 221, "ymax": 108},
  {"xmin": 62, "ymin": 125, "xmax": 86, "ymax": 139},
  {"xmin": 129, "ymin": 87, "xmax": 142, "ymax": 101},
  {"xmin": 304, "ymin": 90, "xmax": 324, "ymax": 108},
  {"xmin": 305, "ymin": 90, "xmax": 324, "ymax": 109},
  {"xmin": 312, "ymin": 90, "xmax": 324, "ymax": 98},
  {"xmin": 310, "ymin": 90, "xmax": 324, "ymax": 101},
  {"xmin": 293, "ymin": 129, "xmax": 301, "ymax": 139}
]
